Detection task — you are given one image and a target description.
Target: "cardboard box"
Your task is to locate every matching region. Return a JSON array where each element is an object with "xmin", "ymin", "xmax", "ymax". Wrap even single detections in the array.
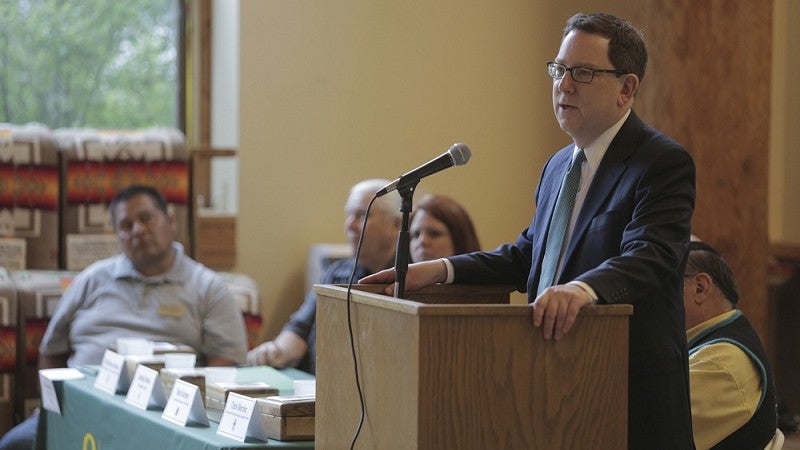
[
  {"xmin": 194, "ymin": 214, "xmax": 236, "ymax": 270},
  {"xmin": 190, "ymin": 148, "xmax": 237, "ymax": 269},
  {"xmin": 0, "ymin": 268, "xmax": 17, "ymax": 373},
  {"xmin": 10, "ymin": 269, "xmax": 76, "ymax": 421},
  {"xmin": 0, "ymin": 239, "xmax": 26, "ymax": 271},
  {"xmin": 11, "ymin": 270, "xmax": 75, "ymax": 365},
  {"xmin": 218, "ymin": 271, "xmax": 261, "ymax": 349},
  {"xmin": 0, "ymin": 268, "xmax": 17, "ymax": 434},
  {"xmin": 55, "ymin": 127, "xmax": 189, "ymax": 270},
  {"xmin": 0, "ymin": 123, "xmax": 60, "ymax": 269},
  {"xmin": 0, "ymin": 374, "xmax": 14, "ymax": 436},
  {"xmin": 218, "ymin": 272, "xmax": 259, "ymax": 316}
]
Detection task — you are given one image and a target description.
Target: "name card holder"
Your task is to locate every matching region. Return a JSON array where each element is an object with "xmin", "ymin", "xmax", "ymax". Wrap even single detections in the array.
[
  {"xmin": 39, "ymin": 368, "xmax": 85, "ymax": 415},
  {"xmin": 94, "ymin": 349, "xmax": 127, "ymax": 395},
  {"xmin": 162, "ymin": 378, "xmax": 210, "ymax": 426},
  {"xmin": 125, "ymin": 365, "xmax": 167, "ymax": 410},
  {"xmin": 216, "ymin": 392, "xmax": 269, "ymax": 442}
]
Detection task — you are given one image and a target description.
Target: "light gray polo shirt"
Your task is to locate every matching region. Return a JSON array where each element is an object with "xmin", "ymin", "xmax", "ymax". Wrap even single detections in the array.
[{"xmin": 40, "ymin": 243, "xmax": 248, "ymax": 367}]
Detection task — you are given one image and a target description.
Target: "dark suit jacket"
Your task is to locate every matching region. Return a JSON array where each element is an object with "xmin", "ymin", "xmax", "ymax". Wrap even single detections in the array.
[{"xmin": 450, "ymin": 110, "xmax": 696, "ymax": 449}]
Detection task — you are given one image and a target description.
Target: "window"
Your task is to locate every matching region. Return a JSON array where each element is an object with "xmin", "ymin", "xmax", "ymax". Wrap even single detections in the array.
[{"xmin": 0, "ymin": 0, "xmax": 184, "ymax": 129}]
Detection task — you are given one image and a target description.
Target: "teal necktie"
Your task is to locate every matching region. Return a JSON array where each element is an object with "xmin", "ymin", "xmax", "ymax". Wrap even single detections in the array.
[{"xmin": 537, "ymin": 149, "xmax": 585, "ymax": 296}]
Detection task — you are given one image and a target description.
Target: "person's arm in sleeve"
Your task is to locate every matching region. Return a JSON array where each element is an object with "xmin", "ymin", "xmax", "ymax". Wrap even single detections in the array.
[
  {"xmin": 689, "ymin": 343, "xmax": 762, "ymax": 450},
  {"xmin": 362, "ymin": 234, "xmax": 533, "ymax": 297},
  {"xmin": 576, "ymin": 147, "xmax": 695, "ymax": 303},
  {"xmin": 201, "ymin": 275, "xmax": 248, "ymax": 366},
  {"xmin": 247, "ymin": 330, "xmax": 308, "ymax": 368},
  {"xmin": 539, "ymin": 147, "xmax": 695, "ymax": 340},
  {"xmin": 37, "ymin": 271, "xmax": 89, "ymax": 368},
  {"xmin": 247, "ymin": 291, "xmax": 315, "ymax": 368}
]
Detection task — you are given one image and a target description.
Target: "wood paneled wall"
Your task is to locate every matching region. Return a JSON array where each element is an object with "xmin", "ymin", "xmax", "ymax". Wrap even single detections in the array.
[{"xmin": 628, "ymin": 1, "xmax": 773, "ymax": 347}]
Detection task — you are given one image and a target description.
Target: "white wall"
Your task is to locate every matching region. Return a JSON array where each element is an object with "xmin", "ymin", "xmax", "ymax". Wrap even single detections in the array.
[{"xmin": 209, "ymin": 0, "xmax": 239, "ymax": 214}]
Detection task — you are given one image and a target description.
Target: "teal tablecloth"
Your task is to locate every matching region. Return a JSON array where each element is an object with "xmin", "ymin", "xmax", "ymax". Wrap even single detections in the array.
[{"xmin": 39, "ymin": 366, "xmax": 315, "ymax": 450}]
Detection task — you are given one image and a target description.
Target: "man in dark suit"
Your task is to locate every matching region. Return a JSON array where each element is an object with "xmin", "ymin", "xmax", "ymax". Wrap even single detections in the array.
[{"xmin": 362, "ymin": 12, "xmax": 696, "ymax": 449}]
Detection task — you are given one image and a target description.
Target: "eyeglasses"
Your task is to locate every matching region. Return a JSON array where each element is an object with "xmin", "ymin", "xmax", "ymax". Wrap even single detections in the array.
[{"xmin": 546, "ymin": 61, "xmax": 626, "ymax": 83}]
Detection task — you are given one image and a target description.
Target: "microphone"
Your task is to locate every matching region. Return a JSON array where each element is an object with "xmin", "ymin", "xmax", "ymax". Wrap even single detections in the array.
[{"xmin": 376, "ymin": 143, "xmax": 471, "ymax": 197}]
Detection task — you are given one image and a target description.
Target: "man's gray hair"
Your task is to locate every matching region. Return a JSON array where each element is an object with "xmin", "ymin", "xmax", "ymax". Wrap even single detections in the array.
[{"xmin": 350, "ymin": 179, "xmax": 402, "ymax": 220}]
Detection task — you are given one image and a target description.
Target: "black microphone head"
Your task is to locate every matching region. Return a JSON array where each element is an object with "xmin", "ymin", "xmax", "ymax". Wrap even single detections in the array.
[{"xmin": 448, "ymin": 143, "xmax": 471, "ymax": 166}]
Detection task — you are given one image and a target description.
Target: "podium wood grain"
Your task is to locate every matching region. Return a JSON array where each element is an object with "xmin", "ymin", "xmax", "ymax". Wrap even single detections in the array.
[{"xmin": 315, "ymin": 284, "xmax": 631, "ymax": 449}]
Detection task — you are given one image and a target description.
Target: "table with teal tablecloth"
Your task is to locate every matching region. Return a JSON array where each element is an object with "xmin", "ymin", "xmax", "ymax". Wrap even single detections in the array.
[{"xmin": 38, "ymin": 366, "xmax": 315, "ymax": 450}]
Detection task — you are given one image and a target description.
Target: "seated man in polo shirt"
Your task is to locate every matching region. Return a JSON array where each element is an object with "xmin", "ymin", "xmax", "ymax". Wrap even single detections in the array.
[{"xmin": 0, "ymin": 184, "xmax": 247, "ymax": 450}]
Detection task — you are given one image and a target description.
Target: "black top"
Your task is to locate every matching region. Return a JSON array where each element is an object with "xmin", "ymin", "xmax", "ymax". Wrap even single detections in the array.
[
  {"xmin": 688, "ymin": 310, "xmax": 777, "ymax": 450},
  {"xmin": 283, "ymin": 258, "xmax": 369, "ymax": 374}
]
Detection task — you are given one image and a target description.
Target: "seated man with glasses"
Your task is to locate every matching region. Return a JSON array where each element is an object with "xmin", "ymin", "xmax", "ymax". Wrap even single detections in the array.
[
  {"xmin": 683, "ymin": 240, "xmax": 783, "ymax": 450},
  {"xmin": 247, "ymin": 179, "xmax": 401, "ymax": 375}
]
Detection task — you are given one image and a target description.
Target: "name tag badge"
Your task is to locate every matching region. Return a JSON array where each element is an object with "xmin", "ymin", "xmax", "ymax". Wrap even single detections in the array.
[{"xmin": 158, "ymin": 303, "xmax": 186, "ymax": 318}]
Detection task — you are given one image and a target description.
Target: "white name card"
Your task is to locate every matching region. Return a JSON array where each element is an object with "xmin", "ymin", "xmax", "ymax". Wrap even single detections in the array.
[
  {"xmin": 216, "ymin": 392, "xmax": 268, "ymax": 442},
  {"xmin": 39, "ymin": 368, "xmax": 85, "ymax": 415},
  {"xmin": 125, "ymin": 365, "xmax": 166, "ymax": 410},
  {"xmin": 162, "ymin": 379, "xmax": 209, "ymax": 426},
  {"xmin": 94, "ymin": 349, "xmax": 126, "ymax": 395}
]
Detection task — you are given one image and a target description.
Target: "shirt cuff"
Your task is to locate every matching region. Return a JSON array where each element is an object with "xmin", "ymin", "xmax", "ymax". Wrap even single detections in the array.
[
  {"xmin": 442, "ymin": 258, "xmax": 455, "ymax": 284},
  {"xmin": 568, "ymin": 280, "xmax": 598, "ymax": 303}
]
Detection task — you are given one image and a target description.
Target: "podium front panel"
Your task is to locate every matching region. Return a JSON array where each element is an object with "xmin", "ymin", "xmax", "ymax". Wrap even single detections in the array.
[{"xmin": 315, "ymin": 284, "xmax": 631, "ymax": 450}]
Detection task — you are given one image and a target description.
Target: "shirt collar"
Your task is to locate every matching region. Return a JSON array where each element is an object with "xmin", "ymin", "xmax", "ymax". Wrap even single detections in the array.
[
  {"xmin": 686, "ymin": 309, "xmax": 740, "ymax": 342},
  {"xmin": 575, "ymin": 109, "xmax": 631, "ymax": 171},
  {"xmin": 112, "ymin": 242, "xmax": 184, "ymax": 284}
]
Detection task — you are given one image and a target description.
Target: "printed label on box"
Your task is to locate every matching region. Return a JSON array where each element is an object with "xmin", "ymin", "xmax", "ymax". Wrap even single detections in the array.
[
  {"xmin": 66, "ymin": 234, "xmax": 119, "ymax": 271},
  {"xmin": 0, "ymin": 238, "xmax": 25, "ymax": 270}
]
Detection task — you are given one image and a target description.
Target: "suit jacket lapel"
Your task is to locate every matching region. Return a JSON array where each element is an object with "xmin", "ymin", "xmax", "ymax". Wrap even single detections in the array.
[{"xmin": 564, "ymin": 111, "xmax": 644, "ymax": 260}]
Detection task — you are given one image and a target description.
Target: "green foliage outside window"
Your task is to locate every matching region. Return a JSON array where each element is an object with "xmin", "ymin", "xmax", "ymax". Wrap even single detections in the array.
[{"xmin": 0, "ymin": 0, "xmax": 180, "ymax": 129}]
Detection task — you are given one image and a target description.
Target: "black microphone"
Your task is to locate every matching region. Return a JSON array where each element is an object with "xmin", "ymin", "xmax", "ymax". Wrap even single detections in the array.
[{"xmin": 376, "ymin": 143, "xmax": 471, "ymax": 197}]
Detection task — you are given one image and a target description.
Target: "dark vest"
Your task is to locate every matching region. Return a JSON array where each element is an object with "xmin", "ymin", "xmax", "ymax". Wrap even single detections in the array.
[{"xmin": 688, "ymin": 310, "xmax": 777, "ymax": 450}]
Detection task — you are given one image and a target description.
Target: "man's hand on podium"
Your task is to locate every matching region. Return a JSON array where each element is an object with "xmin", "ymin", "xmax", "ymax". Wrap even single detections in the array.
[
  {"xmin": 532, "ymin": 283, "xmax": 594, "ymax": 341},
  {"xmin": 359, "ymin": 259, "xmax": 448, "ymax": 296}
]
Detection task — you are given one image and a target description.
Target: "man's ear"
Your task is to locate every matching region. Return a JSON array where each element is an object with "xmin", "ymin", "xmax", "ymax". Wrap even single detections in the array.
[
  {"xmin": 693, "ymin": 272, "xmax": 714, "ymax": 300},
  {"xmin": 618, "ymin": 73, "xmax": 639, "ymax": 106}
]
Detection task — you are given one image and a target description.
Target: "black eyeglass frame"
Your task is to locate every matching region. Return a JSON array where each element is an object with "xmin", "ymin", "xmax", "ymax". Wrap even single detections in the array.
[{"xmin": 546, "ymin": 61, "xmax": 626, "ymax": 83}]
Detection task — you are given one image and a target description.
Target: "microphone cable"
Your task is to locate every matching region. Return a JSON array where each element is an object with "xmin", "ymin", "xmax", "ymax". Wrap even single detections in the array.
[{"xmin": 345, "ymin": 194, "xmax": 378, "ymax": 450}]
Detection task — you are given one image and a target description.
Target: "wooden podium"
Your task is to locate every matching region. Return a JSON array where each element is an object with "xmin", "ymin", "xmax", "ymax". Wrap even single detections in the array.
[{"xmin": 314, "ymin": 284, "xmax": 632, "ymax": 449}]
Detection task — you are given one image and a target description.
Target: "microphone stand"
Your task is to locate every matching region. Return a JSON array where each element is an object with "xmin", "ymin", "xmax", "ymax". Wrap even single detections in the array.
[{"xmin": 393, "ymin": 182, "xmax": 417, "ymax": 299}]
